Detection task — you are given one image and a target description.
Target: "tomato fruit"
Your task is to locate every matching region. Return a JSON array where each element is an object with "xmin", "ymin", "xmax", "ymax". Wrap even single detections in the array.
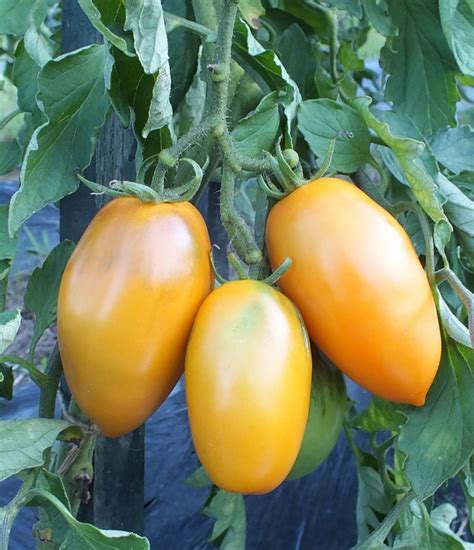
[
  {"xmin": 266, "ymin": 177, "xmax": 441, "ymax": 406},
  {"xmin": 288, "ymin": 351, "xmax": 346, "ymax": 480},
  {"xmin": 185, "ymin": 280, "xmax": 312, "ymax": 494},
  {"xmin": 58, "ymin": 197, "xmax": 213, "ymax": 437}
]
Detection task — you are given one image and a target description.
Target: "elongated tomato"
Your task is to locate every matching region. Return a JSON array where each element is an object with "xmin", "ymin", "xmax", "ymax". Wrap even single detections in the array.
[
  {"xmin": 266, "ymin": 177, "xmax": 441, "ymax": 406},
  {"xmin": 58, "ymin": 197, "xmax": 213, "ymax": 437},
  {"xmin": 185, "ymin": 280, "xmax": 312, "ymax": 494}
]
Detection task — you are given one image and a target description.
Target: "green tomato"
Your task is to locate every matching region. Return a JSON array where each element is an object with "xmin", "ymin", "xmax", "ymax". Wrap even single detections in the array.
[{"xmin": 287, "ymin": 352, "xmax": 347, "ymax": 480}]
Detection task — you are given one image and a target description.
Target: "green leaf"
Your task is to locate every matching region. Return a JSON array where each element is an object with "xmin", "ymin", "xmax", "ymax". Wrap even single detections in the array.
[
  {"xmin": 440, "ymin": 0, "xmax": 474, "ymax": 77},
  {"xmin": 396, "ymin": 340, "xmax": 474, "ymax": 498},
  {"xmin": 430, "ymin": 126, "xmax": 474, "ymax": 175},
  {"xmin": 356, "ymin": 465, "xmax": 393, "ymax": 541},
  {"xmin": 339, "ymin": 41, "xmax": 364, "ymax": 72},
  {"xmin": 232, "ymin": 92, "xmax": 280, "ymax": 160},
  {"xmin": 0, "ymin": 141, "xmax": 21, "ymax": 178},
  {"xmin": 393, "ymin": 501, "xmax": 466, "ymax": 549},
  {"xmin": 163, "ymin": 0, "xmax": 199, "ymax": 109},
  {"xmin": 24, "ymin": 240, "xmax": 75, "ymax": 358},
  {"xmin": 298, "ymin": 99, "xmax": 371, "ymax": 172},
  {"xmin": 362, "ymin": 0, "xmax": 397, "ymax": 37},
  {"xmin": 12, "ymin": 40, "xmax": 40, "ymax": 114},
  {"xmin": 185, "ymin": 466, "xmax": 212, "ymax": 488},
  {"xmin": 353, "ymin": 397, "xmax": 406, "ymax": 433},
  {"xmin": 177, "ymin": 46, "xmax": 206, "ymax": 136},
  {"xmin": 9, "ymin": 45, "xmax": 110, "ymax": 236},
  {"xmin": 0, "ymin": 0, "xmax": 47, "ymax": 36},
  {"xmin": 24, "ymin": 488, "xmax": 150, "ymax": 549},
  {"xmin": 382, "ymin": 0, "xmax": 458, "ymax": 136},
  {"xmin": 459, "ymin": 456, "xmax": 474, "ymax": 536},
  {"xmin": 239, "ymin": 0, "xmax": 265, "ymax": 28},
  {"xmin": 0, "ymin": 364, "xmax": 13, "ymax": 400},
  {"xmin": 430, "ymin": 503, "xmax": 474, "ymax": 548},
  {"xmin": 233, "ymin": 19, "xmax": 301, "ymax": 135},
  {"xmin": 0, "ymin": 419, "xmax": 71, "ymax": 482},
  {"xmin": 436, "ymin": 173, "xmax": 474, "ymax": 264},
  {"xmin": 0, "ymin": 310, "xmax": 22, "ymax": 355},
  {"xmin": 125, "ymin": 0, "xmax": 173, "ymax": 137},
  {"xmin": 438, "ymin": 294, "xmax": 471, "ymax": 348},
  {"xmin": 204, "ymin": 489, "xmax": 246, "ymax": 550},
  {"xmin": 277, "ymin": 24, "xmax": 317, "ymax": 98},
  {"xmin": 352, "ymin": 97, "xmax": 452, "ymax": 255},
  {"xmin": 78, "ymin": 0, "xmax": 134, "ymax": 55},
  {"xmin": 327, "ymin": 0, "xmax": 362, "ymax": 17},
  {"xmin": 106, "ymin": 46, "xmax": 173, "ymax": 162},
  {"xmin": 23, "ymin": 1, "xmax": 56, "ymax": 67}
]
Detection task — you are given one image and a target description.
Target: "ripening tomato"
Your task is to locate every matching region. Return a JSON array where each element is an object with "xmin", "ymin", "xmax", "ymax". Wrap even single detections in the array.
[
  {"xmin": 266, "ymin": 177, "xmax": 441, "ymax": 406},
  {"xmin": 58, "ymin": 197, "xmax": 213, "ymax": 437},
  {"xmin": 185, "ymin": 280, "xmax": 312, "ymax": 494},
  {"xmin": 287, "ymin": 351, "xmax": 346, "ymax": 480}
]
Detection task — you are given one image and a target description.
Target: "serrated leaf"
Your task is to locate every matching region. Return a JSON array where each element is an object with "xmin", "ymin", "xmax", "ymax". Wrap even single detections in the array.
[
  {"xmin": 0, "ymin": 419, "xmax": 71, "ymax": 482},
  {"xmin": 204, "ymin": 489, "xmax": 246, "ymax": 550},
  {"xmin": 396, "ymin": 340, "xmax": 474, "ymax": 498},
  {"xmin": 440, "ymin": 0, "xmax": 474, "ymax": 77},
  {"xmin": 298, "ymin": 99, "xmax": 371, "ymax": 172},
  {"xmin": 430, "ymin": 126, "xmax": 474, "ymax": 175},
  {"xmin": 0, "ymin": 310, "xmax": 22, "ymax": 355},
  {"xmin": 436, "ymin": 173, "xmax": 474, "ymax": 263},
  {"xmin": 382, "ymin": 0, "xmax": 458, "ymax": 136},
  {"xmin": 0, "ymin": 0, "xmax": 47, "ymax": 36},
  {"xmin": 124, "ymin": 0, "xmax": 172, "ymax": 137},
  {"xmin": 0, "ymin": 141, "xmax": 21, "ymax": 178},
  {"xmin": 78, "ymin": 0, "xmax": 134, "ymax": 55},
  {"xmin": 8, "ymin": 45, "xmax": 110, "ymax": 236},
  {"xmin": 232, "ymin": 92, "xmax": 280, "ymax": 160},
  {"xmin": 352, "ymin": 97, "xmax": 452, "ymax": 256},
  {"xmin": 362, "ymin": 0, "xmax": 397, "ymax": 37},
  {"xmin": 25, "ymin": 240, "xmax": 74, "ymax": 358}
]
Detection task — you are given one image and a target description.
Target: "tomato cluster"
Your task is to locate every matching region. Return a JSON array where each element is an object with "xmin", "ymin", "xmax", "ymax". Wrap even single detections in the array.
[{"xmin": 57, "ymin": 177, "xmax": 441, "ymax": 494}]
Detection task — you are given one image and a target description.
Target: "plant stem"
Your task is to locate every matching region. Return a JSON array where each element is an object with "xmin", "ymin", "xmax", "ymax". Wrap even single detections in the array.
[
  {"xmin": 163, "ymin": 11, "xmax": 213, "ymax": 39},
  {"xmin": 38, "ymin": 345, "xmax": 63, "ymax": 468},
  {"xmin": 38, "ymin": 345, "xmax": 62, "ymax": 419},
  {"xmin": 327, "ymin": 9, "xmax": 340, "ymax": 84}
]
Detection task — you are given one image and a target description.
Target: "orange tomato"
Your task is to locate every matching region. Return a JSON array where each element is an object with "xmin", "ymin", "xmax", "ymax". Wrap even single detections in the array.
[
  {"xmin": 185, "ymin": 280, "xmax": 312, "ymax": 494},
  {"xmin": 58, "ymin": 197, "xmax": 213, "ymax": 437},
  {"xmin": 266, "ymin": 177, "xmax": 441, "ymax": 406}
]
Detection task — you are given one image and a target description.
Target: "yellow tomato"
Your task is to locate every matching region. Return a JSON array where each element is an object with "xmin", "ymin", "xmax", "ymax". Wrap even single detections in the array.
[
  {"xmin": 266, "ymin": 177, "xmax": 441, "ymax": 406},
  {"xmin": 185, "ymin": 280, "xmax": 312, "ymax": 494},
  {"xmin": 58, "ymin": 197, "xmax": 213, "ymax": 437}
]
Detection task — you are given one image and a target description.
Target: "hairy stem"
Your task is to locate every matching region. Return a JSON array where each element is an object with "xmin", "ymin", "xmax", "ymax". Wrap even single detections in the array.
[{"xmin": 163, "ymin": 11, "xmax": 213, "ymax": 39}]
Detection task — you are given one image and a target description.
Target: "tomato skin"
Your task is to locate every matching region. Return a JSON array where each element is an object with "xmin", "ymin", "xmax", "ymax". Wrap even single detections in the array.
[
  {"xmin": 287, "ymin": 352, "xmax": 346, "ymax": 480},
  {"xmin": 185, "ymin": 280, "xmax": 312, "ymax": 494},
  {"xmin": 266, "ymin": 177, "xmax": 441, "ymax": 406},
  {"xmin": 58, "ymin": 197, "xmax": 213, "ymax": 437}
]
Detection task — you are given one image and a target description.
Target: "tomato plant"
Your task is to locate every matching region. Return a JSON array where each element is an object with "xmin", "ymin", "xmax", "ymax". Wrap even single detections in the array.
[{"xmin": 0, "ymin": 0, "xmax": 473, "ymax": 549}]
